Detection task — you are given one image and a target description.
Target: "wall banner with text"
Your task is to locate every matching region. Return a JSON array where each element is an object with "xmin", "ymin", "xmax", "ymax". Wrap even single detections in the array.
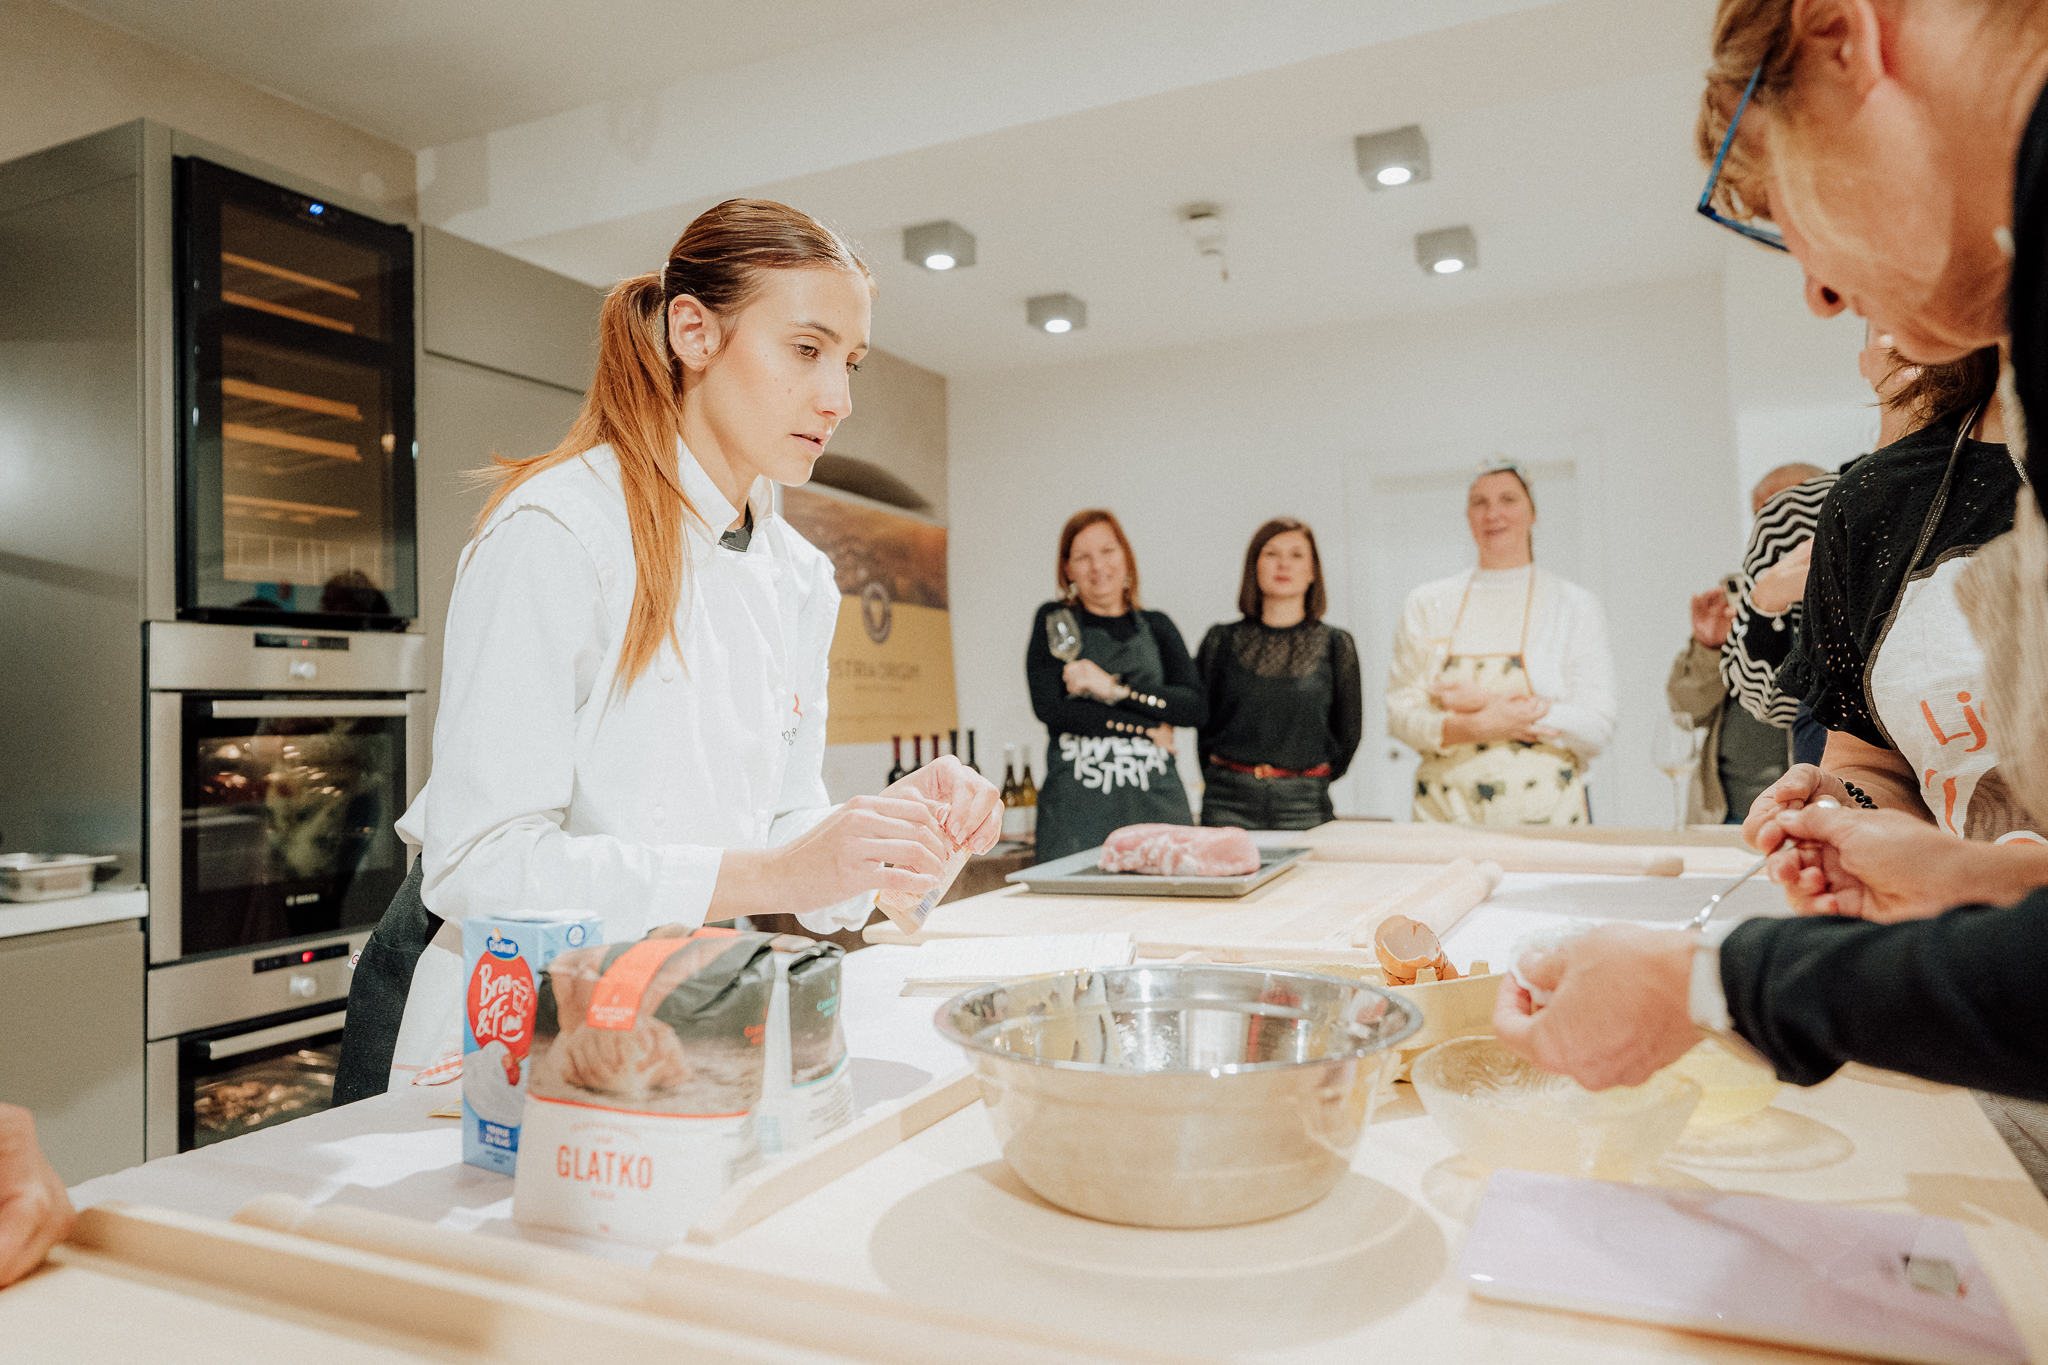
[{"xmin": 781, "ymin": 486, "xmax": 956, "ymax": 745}]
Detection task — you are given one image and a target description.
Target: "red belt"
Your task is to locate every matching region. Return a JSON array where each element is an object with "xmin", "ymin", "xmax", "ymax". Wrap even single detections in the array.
[{"xmin": 1208, "ymin": 757, "xmax": 1332, "ymax": 779}]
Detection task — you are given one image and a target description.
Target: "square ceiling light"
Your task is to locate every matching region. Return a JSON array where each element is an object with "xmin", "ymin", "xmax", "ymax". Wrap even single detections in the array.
[
  {"xmin": 1355, "ymin": 125, "xmax": 1431, "ymax": 189},
  {"xmin": 1027, "ymin": 292, "xmax": 1086, "ymax": 333},
  {"xmin": 1416, "ymin": 226, "xmax": 1478, "ymax": 276},
  {"xmin": 903, "ymin": 219, "xmax": 976, "ymax": 271}
]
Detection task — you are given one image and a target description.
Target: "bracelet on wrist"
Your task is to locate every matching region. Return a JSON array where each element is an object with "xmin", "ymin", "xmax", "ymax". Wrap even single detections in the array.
[{"xmin": 1839, "ymin": 779, "xmax": 1878, "ymax": 810}]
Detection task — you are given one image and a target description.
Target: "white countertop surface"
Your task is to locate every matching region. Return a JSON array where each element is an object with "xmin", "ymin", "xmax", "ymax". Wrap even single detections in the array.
[
  {"xmin": 64, "ymin": 870, "xmax": 2048, "ymax": 1362},
  {"xmin": 0, "ymin": 886, "xmax": 147, "ymax": 942}
]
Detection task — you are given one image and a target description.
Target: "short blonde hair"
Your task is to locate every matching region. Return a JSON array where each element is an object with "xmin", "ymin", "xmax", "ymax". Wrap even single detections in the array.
[{"xmin": 1695, "ymin": 0, "xmax": 1797, "ymax": 224}]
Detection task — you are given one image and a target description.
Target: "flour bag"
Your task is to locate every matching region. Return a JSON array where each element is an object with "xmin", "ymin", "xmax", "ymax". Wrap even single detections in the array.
[
  {"xmin": 754, "ymin": 938, "xmax": 854, "ymax": 1157},
  {"xmin": 512, "ymin": 927, "xmax": 775, "ymax": 1245}
]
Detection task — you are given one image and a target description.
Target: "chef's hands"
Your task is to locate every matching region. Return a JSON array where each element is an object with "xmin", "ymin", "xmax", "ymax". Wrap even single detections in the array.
[
  {"xmin": 1750, "ymin": 539, "xmax": 1813, "ymax": 616},
  {"xmin": 1767, "ymin": 804, "xmax": 2048, "ymax": 922},
  {"xmin": 1439, "ymin": 688, "xmax": 1558, "ymax": 745},
  {"xmin": 1690, "ymin": 587, "xmax": 1736, "ymax": 650},
  {"xmin": 1493, "ymin": 926, "xmax": 1700, "ymax": 1090},
  {"xmin": 1062, "ymin": 659, "xmax": 1126, "ymax": 703},
  {"xmin": 765, "ymin": 793, "xmax": 956, "ymax": 904},
  {"xmin": 885, "ymin": 755, "xmax": 1003, "ymax": 858},
  {"xmin": 0, "ymin": 1103, "xmax": 73, "ymax": 1288}
]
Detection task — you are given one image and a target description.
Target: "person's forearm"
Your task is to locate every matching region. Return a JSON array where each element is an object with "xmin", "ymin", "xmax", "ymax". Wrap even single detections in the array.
[
  {"xmin": 1825, "ymin": 762, "xmax": 1929, "ymax": 817},
  {"xmin": 1721, "ymin": 899, "xmax": 2048, "ymax": 1099},
  {"xmin": 1441, "ymin": 712, "xmax": 1501, "ymax": 746}
]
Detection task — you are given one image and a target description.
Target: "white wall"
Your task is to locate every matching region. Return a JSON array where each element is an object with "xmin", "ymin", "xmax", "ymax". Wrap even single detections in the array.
[
  {"xmin": 947, "ymin": 271, "xmax": 1738, "ymax": 829},
  {"xmin": 1721, "ymin": 243, "xmax": 1873, "ymax": 515}
]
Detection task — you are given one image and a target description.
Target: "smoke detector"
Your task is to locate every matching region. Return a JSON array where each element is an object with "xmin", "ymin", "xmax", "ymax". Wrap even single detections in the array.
[{"xmin": 1178, "ymin": 203, "xmax": 1229, "ymax": 282}]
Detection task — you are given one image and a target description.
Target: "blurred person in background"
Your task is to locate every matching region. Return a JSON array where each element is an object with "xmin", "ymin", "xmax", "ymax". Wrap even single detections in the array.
[
  {"xmin": 1196, "ymin": 518, "xmax": 1362, "ymax": 830},
  {"xmin": 1666, "ymin": 465, "xmax": 1820, "ymax": 823},
  {"xmin": 0, "ymin": 1103, "xmax": 72, "ymax": 1288},
  {"xmin": 1387, "ymin": 461, "xmax": 1615, "ymax": 825},
  {"xmin": 1027, "ymin": 509, "xmax": 1204, "ymax": 862}
]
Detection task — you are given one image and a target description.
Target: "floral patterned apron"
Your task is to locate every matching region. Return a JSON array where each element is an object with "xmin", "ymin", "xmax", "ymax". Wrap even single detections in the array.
[{"xmin": 1412, "ymin": 567, "xmax": 1588, "ymax": 826}]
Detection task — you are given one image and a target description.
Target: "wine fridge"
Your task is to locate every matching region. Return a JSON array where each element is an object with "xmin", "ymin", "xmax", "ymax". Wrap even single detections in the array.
[{"xmin": 177, "ymin": 155, "xmax": 417, "ymax": 628}]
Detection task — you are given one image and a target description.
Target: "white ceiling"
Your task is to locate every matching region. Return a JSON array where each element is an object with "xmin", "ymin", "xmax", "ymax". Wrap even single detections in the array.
[
  {"xmin": 58, "ymin": 0, "xmax": 1728, "ymax": 378},
  {"xmin": 56, "ymin": 0, "xmax": 985, "ymax": 147}
]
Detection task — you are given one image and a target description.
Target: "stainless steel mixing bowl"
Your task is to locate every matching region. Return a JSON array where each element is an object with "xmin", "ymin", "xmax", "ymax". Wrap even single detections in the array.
[{"xmin": 935, "ymin": 964, "xmax": 1422, "ymax": 1228}]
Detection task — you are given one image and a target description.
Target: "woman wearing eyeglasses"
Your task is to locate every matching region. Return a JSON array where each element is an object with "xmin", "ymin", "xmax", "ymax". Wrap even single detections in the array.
[
  {"xmin": 1491, "ymin": 0, "xmax": 2048, "ymax": 1174},
  {"xmin": 1386, "ymin": 463, "xmax": 1615, "ymax": 825}
]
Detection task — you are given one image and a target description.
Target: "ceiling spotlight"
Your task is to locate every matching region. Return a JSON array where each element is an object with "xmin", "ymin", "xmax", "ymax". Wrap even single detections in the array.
[
  {"xmin": 1355, "ymin": 125, "xmax": 1430, "ymax": 191},
  {"xmin": 1416, "ymin": 226, "xmax": 1478, "ymax": 277},
  {"xmin": 1027, "ymin": 292, "xmax": 1086, "ymax": 334},
  {"xmin": 903, "ymin": 219, "xmax": 976, "ymax": 271}
]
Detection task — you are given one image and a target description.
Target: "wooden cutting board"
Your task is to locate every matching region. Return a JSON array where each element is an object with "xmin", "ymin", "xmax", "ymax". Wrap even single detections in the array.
[
  {"xmin": 864, "ymin": 860, "xmax": 1476, "ymax": 961},
  {"xmin": 1290, "ymin": 821, "xmax": 1759, "ymax": 877}
]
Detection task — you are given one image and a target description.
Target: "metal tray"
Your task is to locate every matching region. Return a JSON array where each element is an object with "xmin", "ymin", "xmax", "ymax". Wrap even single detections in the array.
[{"xmin": 1005, "ymin": 845, "xmax": 1310, "ymax": 898}]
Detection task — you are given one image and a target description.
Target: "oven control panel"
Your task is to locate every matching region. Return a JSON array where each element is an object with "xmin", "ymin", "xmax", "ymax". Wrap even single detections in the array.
[
  {"xmin": 147, "ymin": 931, "xmax": 371, "ymax": 1041},
  {"xmin": 253, "ymin": 943, "xmax": 351, "ymax": 974}
]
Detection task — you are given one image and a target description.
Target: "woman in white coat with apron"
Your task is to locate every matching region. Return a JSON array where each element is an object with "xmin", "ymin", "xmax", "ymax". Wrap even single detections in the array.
[{"xmin": 335, "ymin": 200, "xmax": 999, "ymax": 1101}]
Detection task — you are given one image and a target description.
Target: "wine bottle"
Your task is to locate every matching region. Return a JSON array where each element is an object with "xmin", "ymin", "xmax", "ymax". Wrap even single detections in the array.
[
  {"xmin": 1018, "ymin": 757, "xmax": 1039, "ymax": 843},
  {"xmin": 948, "ymin": 729, "xmax": 959, "ymax": 764},
  {"xmin": 913, "ymin": 735, "xmax": 924, "ymax": 770},
  {"xmin": 1000, "ymin": 745, "xmax": 1023, "ymax": 840},
  {"xmin": 965, "ymin": 729, "xmax": 981, "ymax": 774},
  {"xmin": 931, "ymin": 733, "xmax": 943, "ymax": 765},
  {"xmin": 886, "ymin": 735, "xmax": 905, "ymax": 785}
]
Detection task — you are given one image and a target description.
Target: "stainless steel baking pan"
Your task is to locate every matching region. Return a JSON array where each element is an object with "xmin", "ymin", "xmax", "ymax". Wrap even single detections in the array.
[
  {"xmin": 0, "ymin": 853, "xmax": 119, "ymax": 902},
  {"xmin": 1005, "ymin": 845, "xmax": 1309, "ymax": 898}
]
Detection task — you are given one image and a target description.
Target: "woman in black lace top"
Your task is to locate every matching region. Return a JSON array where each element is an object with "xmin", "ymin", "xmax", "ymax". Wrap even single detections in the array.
[{"xmin": 1196, "ymin": 518, "xmax": 1363, "ymax": 830}]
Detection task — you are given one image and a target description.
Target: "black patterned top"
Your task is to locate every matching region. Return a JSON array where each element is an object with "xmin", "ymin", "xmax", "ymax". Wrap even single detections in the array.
[{"xmin": 1195, "ymin": 618, "xmax": 1363, "ymax": 778}]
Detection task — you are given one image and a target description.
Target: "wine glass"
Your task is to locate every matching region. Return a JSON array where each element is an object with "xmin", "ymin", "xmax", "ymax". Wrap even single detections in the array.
[
  {"xmin": 1651, "ymin": 712, "xmax": 1703, "ymax": 833},
  {"xmin": 1046, "ymin": 608, "xmax": 1082, "ymax": 662}
]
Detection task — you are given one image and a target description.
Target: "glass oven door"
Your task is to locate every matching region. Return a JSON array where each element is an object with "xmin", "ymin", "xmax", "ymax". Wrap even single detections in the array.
[
  {"xmin": 180, "ymin": 694, "xmax": 408, "ymax": 959},
  {"xmin": 176, "ymin": 155, "xmax": 416, "ymax": 627},
  {"xmin": 180, "ymin": 1005, "xmax": 345, "ymax": 1152}
]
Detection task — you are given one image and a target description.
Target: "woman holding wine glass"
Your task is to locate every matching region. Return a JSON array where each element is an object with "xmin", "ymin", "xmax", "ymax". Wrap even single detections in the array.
[
  {"xmin": 1385, "ymin": 461, "xmax": 1616, "ymax": 825},
  {"xmin": 1025, "ymin": 509, "xmax": 1205, "ymax": 862}
]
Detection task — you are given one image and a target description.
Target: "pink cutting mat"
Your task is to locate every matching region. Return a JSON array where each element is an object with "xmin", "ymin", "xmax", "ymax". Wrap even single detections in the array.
[{"xmin": 1459, "ymin": 1170, "xmax": 2028, "ymax": 1365}]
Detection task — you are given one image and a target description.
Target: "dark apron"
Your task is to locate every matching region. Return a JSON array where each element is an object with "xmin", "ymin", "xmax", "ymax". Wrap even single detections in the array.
[
  {"xmin": 332, "ymin": 858, "xmax": 438, "ymax": 1106},
  {"xmin": 1036, "ymin": 612, "xmax": 1194, "ymax": 863}
]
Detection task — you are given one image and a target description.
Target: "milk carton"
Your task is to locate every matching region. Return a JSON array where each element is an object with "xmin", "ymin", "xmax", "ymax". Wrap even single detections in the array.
[{"xmin": 462, "ymin": 911, "xmax": 604, "ymax": 1175}]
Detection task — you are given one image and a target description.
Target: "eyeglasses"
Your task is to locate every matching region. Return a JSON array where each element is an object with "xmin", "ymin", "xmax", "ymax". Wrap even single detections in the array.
[{"xmin": 1696, "ymin": 64, "xmax": 1789, "ymax": 253}]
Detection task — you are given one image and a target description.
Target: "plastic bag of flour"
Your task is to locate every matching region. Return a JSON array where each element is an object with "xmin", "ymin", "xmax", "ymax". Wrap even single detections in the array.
[
  {"xmin": 512, "ymin": 926, "xmax": 775, "ymax": 1246},
  {"xmin": 754, "ymin": 939, "xmax": 854, "ymax": 1157}
]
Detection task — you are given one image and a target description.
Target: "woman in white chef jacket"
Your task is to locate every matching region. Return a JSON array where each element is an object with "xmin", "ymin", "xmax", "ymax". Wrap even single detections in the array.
[{"xmin": 335, "ymin": 199, "xmax": 999, "ymax": 1101}]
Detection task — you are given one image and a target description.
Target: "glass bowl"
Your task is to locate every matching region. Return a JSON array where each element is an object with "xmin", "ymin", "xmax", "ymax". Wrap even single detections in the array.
[
  {"xmin": 1410, "ymin": 1036, "xmax": 1701, "ymax": 1180},
  {"xmin": 1663, "ymin": 1037, "xmax": 1782, "ymax": 1127}
]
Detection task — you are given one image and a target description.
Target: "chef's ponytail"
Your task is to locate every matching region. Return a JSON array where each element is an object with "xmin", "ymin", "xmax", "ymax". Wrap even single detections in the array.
[{"xmin": 476, "ymin": 199, "xmax": 871, "ymax": 694}]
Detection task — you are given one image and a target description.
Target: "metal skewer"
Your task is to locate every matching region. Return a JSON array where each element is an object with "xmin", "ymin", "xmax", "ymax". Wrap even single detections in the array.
[{"xmin": 1686, "ymin": 796, "xmax": 1839, "ymax": 932}]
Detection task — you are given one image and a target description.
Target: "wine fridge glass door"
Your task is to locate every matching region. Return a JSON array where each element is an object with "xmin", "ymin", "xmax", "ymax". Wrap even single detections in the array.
[{"xmin": 177, "ymin": 156, "xmax": 416, "ymax": 626}]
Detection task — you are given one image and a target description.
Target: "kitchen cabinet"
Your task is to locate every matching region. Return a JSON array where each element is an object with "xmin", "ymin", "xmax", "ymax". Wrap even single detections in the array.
[{"xmin": 0, "ymin": 917, "xmax": 145, "ymax": 1183}]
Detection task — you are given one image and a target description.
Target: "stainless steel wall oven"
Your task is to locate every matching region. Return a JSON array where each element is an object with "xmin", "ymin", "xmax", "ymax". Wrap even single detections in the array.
[{"xmin": 145, "ymin": 621, "xmax": 424, "ymax": 1158}]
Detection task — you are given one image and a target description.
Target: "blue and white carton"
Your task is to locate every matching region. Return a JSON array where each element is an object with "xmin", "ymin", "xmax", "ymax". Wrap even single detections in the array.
[{"xmin": 461, "ymin": 911, "xmax": 603, "ymax": 1174}]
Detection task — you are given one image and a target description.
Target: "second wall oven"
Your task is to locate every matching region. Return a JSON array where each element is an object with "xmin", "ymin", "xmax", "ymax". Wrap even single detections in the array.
[{"xmin": 146, "ymin": 620, "xmax": 424, "ymax": 1158}]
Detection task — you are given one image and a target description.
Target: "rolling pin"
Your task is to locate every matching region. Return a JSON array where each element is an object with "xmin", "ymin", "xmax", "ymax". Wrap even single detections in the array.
[
  {"xmin": 1314, "ymin": 835, "xmax": 1683, "ymax": 878},
  {"xmin": 234, "ymin": 1193, "xmax": 1216, "ymax": 1365},
  {"xmin": 1348, "ymin": 857, "xmax": 1501, "ymax": 947}
]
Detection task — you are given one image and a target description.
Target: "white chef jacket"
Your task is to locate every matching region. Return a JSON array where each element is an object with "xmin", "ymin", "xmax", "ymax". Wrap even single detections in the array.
[{"xmin": 386, "ymin": 438, "xmax": 871, "ymax": 1079}]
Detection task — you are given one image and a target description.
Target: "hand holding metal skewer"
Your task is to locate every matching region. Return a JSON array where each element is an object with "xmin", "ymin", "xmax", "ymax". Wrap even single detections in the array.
[{"xmin": 1687, "ymin": 796, "xmax": 1840, "ymax": 932}]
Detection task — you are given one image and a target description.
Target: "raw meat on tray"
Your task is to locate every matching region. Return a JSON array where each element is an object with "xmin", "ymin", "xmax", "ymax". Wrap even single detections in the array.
[{"xmin": 1098, "ymin": 824, "xmax": 1260, "ymax": 877}]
